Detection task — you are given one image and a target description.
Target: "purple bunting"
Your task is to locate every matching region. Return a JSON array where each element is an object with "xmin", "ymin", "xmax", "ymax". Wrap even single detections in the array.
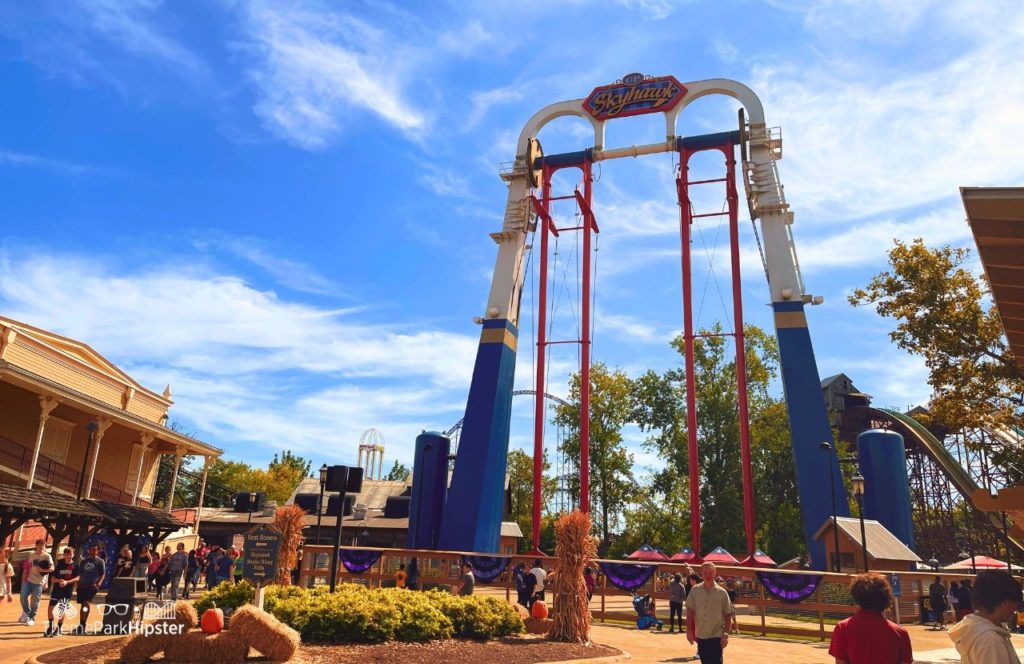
[
  {"xmin": 598, "ymin": 562, "xmax": 656, "ymax": 591},
  {"xmin": 756, "ymin": 571, "xmax": 822, "ymax": 604},
  {"xmin": 339, "ymin": 549, "xmax": 381, "ymax": 574},
  {"xmin": 463, "ymin": 555, "xmax": 509, "ymax": 583}
]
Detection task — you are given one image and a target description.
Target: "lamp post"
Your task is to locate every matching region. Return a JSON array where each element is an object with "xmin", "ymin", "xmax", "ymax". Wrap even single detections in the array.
[
  {"xmin": 247, "ymin": 491, "xmax": 256, "ymax": 524},
  {"xmin": 76, "ymin": 421, "xmax": 99, "ymax": 500},
  {"xmin": 1003, "ymin": 511, "xmax": 1011, "ymax": 571},
  {"xmin": 317, "ymin": 464, "xmax": 328, "ymax": 545},
  {"xmin": 820, "ymin": 442, "xmax": 841, "ymax": 572},
  {"xmin": 852, "ymin": 472, "xmax": 868, "ymax": 572},
  {"xmin": 959, "ymin": 538, "xmax": 977, "ymax": 575}
]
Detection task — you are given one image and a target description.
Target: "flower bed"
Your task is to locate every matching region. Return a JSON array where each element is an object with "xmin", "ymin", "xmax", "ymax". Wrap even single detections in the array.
[{"xmin": 260, "ymin": 584, "xmax": 524, "ymax": 644}]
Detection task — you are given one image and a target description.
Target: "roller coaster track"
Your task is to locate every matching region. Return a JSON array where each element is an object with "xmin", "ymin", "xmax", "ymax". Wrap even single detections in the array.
[{"xmin": 870, "ymin": 407, "xmax": 1024, "ymax": 556}]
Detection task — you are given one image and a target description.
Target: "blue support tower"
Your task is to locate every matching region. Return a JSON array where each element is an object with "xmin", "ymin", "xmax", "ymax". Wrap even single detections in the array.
[
  {"xmin": 436, "ymin": 318, "xmax": 518, "ymax": 552},
  {"xmin": 857, "ymin": 429, "xmax": 916, "ymax": 550},
  {"xmin": 773, "ymin": 300, "xmax": 850, "ymax": 569}
]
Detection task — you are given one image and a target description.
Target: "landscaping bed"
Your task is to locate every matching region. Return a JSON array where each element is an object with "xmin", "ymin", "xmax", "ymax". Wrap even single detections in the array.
[{"xmin": 38, "ymin": 635, "xmax": 621, "ymax": 664}]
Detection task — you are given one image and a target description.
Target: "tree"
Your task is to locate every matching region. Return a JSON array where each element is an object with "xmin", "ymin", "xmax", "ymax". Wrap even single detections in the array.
[
  {"xmin": 385, "ymin": 460, "xmax": 410, "ymax": 482},
  {"xmin": 849, "ymin": 239, "xmax": 1024, "ymax": 433},
  {"xmin": 506, "ymin": 448, "xmax": 556, "ymax": 546},
  {"xmin": 199, "ymin": 450, "xmax": 313, "ymax": 506},
  {"xmin": 554, "ymin": 363, "xmax": 636, "ymax": 544},
  {"xmin": 628, "ymin": 323, "xmax": 803, "ymax": 561}
]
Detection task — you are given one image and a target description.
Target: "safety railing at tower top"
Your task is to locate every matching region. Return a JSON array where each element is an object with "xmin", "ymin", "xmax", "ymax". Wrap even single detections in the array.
[{"xmin": 296, "ymin": 545, "xmax": 983, "ymax": 641}]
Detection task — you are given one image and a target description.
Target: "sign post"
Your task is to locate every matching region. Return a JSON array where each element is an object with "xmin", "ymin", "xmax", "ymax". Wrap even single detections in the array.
[
  {"xmin": 243, "ymin": 524, "xmax": 283, "ymax": 611},
  {"xmin": 891, "ymin": 574, "xmax": 901, "ymax": 624}
]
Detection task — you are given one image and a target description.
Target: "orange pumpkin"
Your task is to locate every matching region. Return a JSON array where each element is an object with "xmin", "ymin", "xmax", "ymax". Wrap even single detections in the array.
[
  {"xmin": 531, "ymin": 600, "xmax": 548, "ymax": 620},
  {"xmin": 201, "ymin": 604, "xmax": 225, "ymax": 634}
]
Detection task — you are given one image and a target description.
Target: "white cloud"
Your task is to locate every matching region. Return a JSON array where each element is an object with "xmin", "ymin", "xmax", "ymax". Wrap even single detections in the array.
[
  {"xmin": 467, "ymin": 84, "xmax": 524, "ymax": 130},
  {"xmin": 416, "ymin": 162, "xmax": 479, "ymax": 200},
  {"xmin": 196, "ymin": 235, "xmax": 347, "ymax": 297},
  {"xmin": 753, "ymin": 4, "xmax": 1024, "ymax": 222},
  {"xmin": 0, "ymin": 247, "xmax": 482, "ymax": 463},
  {"xmin": 616, "ymin": 0, "xmax": 681, "ymax": 21},
  {"xmin": 438, "ymin": 20, "xmax": 495, "ymax": 57},
  {"xmin": 242, "ymin": 2, "xmax": 425, "ymax": 149},
  {"xmin": 0, "ymin": 149, "xmax": 107, "ymax": 176},
  {"xmin": 78, "ymin": 0, "xmax": 206, "ymax": 76}
]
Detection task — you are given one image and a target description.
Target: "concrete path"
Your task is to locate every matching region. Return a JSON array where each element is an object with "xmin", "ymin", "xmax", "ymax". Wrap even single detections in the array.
[{"xmin": 0, "ymin": 592, "xmax": 120, "ymax": 663}]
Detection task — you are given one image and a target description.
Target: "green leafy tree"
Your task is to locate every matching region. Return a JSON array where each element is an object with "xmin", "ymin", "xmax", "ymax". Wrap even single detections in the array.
[
  {"xmin": 629, "ymin": 323, "xmax": 802, "ymax": 561},
  {"xmin": 385, "ymin": 460, "xmax": 410, "ymax": 482},
  {"xmin": 506, "ymin": 448, "xmax": 556, "ymax": 546},
  {"xmin": 849, "ymin": 239, "xmax": 1024, "ymax": 434},
  {"xmin": 554, "ymin": 363, "xmax": 636, "ymax": 544}
]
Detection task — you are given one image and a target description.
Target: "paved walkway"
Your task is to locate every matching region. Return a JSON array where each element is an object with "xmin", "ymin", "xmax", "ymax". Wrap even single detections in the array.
[{"xmin": 0, "ymin": 593, "xmax": 120, "ymax": 663}]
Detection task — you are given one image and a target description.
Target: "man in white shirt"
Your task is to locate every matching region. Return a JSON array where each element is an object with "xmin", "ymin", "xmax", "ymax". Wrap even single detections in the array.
[
  {"xmin": 530, "ymin": 559, "xmax": 548, "ymax": 603},
  {"xmin": 20, "ymin": 539, "xmax": 53, "ymax": 626},
  {"xmin": 686, "ymin": 562, "xmax": 734, "ymax": 664},
  {"xmin": 949, "ymin": 571, "xmax": 1023, "ymax": 664}
]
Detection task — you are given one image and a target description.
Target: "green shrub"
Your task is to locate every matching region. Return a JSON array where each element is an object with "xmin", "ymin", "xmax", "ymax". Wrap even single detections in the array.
[
  {"xmin": 194, "ymin": 580, "xmax": 255, "ymax": 615},
  {"xmin": 261, "ymin": 584, "xmax": 520, "ymax": 644}
]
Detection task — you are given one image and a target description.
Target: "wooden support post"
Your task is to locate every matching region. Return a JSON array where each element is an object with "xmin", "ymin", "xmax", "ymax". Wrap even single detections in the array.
[
  {"xmin": 27, "ymin": 396, "xmax": 59, "ymax": 489},
  {"xmin": 817, "ymin": 583, "xmax": 825, "ymax": 641},
  {"xmin": 83, "ymin": 419, "xmax": 112, "ymax": 499},
  {"xmin": 759, "ymin": 583, "xmax": 767, "ymax": 636}
]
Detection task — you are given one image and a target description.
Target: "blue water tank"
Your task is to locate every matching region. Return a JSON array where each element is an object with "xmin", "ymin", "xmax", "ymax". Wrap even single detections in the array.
[
  {"xmin": 857, "ymin": 429, "xmax": 916, "ymax": 551},
  {"xmin": 407, "ymin": 432, "xmax": 451, "ymax": 549}
]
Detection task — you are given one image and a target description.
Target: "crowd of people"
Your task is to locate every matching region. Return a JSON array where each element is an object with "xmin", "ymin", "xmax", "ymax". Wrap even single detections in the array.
[{"xmin": 2, "ymin": 537, "xmax": 248, "ymax": 637}]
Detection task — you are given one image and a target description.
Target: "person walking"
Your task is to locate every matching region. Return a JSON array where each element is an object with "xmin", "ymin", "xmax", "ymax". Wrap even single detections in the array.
[
  {"xmin": 513, "ymin": 563, "xmax": 529, "ymax": 607},
  {"xmin": 153, "ymin": 548, "xmax": 171, "ymax": 600},
  {"xmin": 184, "ymin": 550, "xmax": 199, "ymax": 599},
  {"xmin": 828, "ymin": 572, "xmax": 913, "ymax": 664},
  {"xmin": 19, "ymin": 539, "xmax": 53, "ymax": 626},
  {"xmin": 74, "ymin": 544, "xmax": 105, "ymax": 635},
  {"xmin": 135, "ymin": 545, "xmax": 152, "ymax": 579},
  {"xmin": 115, "ymin": 545, "xmax": 133, "ymax": 578},
  {"xmin": 584, "ymin": 567, "xmax": 596, "ymax": 603},
  {"xmin": 950, "ymin": 581, "xmax": 961, "ymax": 620},
  {"xmin": 958, "ymin": 579, "xmax": 975, "ymax": 619},
  {"xmin": 394, "ymin": 563, "xmax": 407, "ymax": 589},
  {"xmin": 668, "ymin": 574, "xmax": 685, "ymax": 633},
  {"xmin": 44, "ymin": 547, "xmax": 78, "ymax": 638},
  {"xmin": 929, "ymin": 576, "xmax": 948, "ymax": 630},
  {"xmin": 205, "ymin": 545, "xmax": 223, "ymax": 589},
  {"xmin": 168, "ymin": 543, "xmax": 188, "ymax": 600},
  {"xmin": 949, "ymin": 570, "xmax": 1024, "ymax": 664},
  {"xmin": 685, "ymin": 562, "xmax": 734, "ymax": 664},
  {"xmin": 407, "ymin": 557, "xmax": 419, "ymax": 591},
  {"xmin": 530, "ymin": 559, "xmax": 548, "ymax": 604},
  {"xmin": 0, "ymin": 548, "xmax": 14, "ymax": 605}
]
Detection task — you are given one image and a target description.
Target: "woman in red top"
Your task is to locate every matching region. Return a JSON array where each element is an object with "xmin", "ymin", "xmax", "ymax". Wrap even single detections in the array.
[{"xmin": 828, "ymin": 573, "xmax": 913, "ymax": 664}]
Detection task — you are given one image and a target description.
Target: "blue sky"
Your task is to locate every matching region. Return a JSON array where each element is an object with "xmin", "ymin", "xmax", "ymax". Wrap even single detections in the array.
[{"xmin": 1, "ymin": 1, "xmax": 1021, "ymax": 475}]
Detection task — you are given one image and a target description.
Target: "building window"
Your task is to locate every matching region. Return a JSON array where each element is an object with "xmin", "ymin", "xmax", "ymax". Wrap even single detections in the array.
[{"xmin": 41, "ymin": 417, "xmax": 74, "ymax": 464}]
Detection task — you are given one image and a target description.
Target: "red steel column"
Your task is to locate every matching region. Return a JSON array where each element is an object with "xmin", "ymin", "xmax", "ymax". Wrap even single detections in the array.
[
  {"xmin": 579, "ymin": 160, "xmax": 593, "ymax": 514},
  {"xmin": 677, "ymin": 150, "xmax": 701, "ymax": 554},
  {"xmin": 532, "ymin": 167, "xmax": 552, "ymax": 553},
  {"xmin": 726, "ymin": 145, "xmax": 757, "ymax": 557}
]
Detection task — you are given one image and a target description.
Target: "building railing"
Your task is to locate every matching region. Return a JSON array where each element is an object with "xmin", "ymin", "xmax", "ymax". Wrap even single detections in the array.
[
  {"xmin": 0, "ymin": 433, "xmax": 138, "ymax": 505},
  {"xmin": 297, "ymin": 545, "xmax": 985, "ymax": 640}
]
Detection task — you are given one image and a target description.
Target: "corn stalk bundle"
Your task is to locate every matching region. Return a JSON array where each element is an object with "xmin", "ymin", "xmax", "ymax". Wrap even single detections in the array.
[
  {"xmin": 547, "ymin": 510, "xmax": 596, "ymax": 643},
  {"xmin": 273, "ymin": 504, "xmax": 306, "ymax": 585}
]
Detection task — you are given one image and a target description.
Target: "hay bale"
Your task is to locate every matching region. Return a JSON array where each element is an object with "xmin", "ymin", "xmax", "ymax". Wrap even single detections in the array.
[
  {"xmin": 513, "ymin": 603, "xmax": 530, "ymax": 621},
  {"xmin": 173, "ymin": 600, "xmax": 199, "ymax": 629},
  {"xmin": 524, "ymin": 617, "xmax": 552, "ymax": 635},
  {"xmin": 229, "ymin": 604, "xmax": 300, "ymax": 662},
  {"xmin": 120, "ymin": 632, "xmax": 172, "ymax": 664},
  {"xmin": 162, "ymin": 630, "xmax": 249, "ymax": 663}
]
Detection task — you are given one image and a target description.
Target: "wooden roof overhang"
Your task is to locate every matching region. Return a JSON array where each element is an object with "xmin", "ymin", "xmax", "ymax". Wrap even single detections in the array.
[
  {"xmin": 88, "ymin": 499, "xmax": 185, "ymax": 546},
  {"xmin": 963, "ymin": 187, "xmax": 1024, "ymax": 367},
  {"xmin": 0, "ymin": 483, "xmax": 107, "ymax": 547}
]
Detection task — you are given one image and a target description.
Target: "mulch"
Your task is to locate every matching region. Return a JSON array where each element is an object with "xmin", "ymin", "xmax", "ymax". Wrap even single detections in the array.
[{"xmin": 38, "ymin": 635, "xmax": 621, "ymax": 663}]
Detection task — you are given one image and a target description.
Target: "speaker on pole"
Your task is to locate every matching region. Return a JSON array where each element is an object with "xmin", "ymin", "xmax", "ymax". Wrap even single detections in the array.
[
  {"xmin": 346, "ymin": 466, "xmax": 363, "ymax": 494},
  {"xmin": 325, "ymin": 465, "xmax": 349, "ymax": 492}
]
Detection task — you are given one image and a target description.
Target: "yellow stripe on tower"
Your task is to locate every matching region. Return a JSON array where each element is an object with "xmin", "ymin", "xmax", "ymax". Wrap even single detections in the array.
[
  {"xmin": 480, "ymin": 328, "xmax": 518, "ymax": 351},
  {"xmin": 774, "ymin": 311, "xmax": 808, "ymax": 329}
]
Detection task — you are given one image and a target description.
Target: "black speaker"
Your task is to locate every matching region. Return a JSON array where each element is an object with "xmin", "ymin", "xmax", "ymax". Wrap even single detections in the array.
[
  {"xmin": 326, "ymin": 494, "xmax": 354, "ymax": 517},
  {"xmin": 294, "ymin": 493, "xmax": 321, "ymax": 514},
  {"xmin": 384, "ymin": 495, "xmax": 410, "ymax": 518},
  {"xmin": 346, "ymin": 466, "xmax": 363, "ymax": 494},
  {"xmin": 107, "ymin": 577, "xmax": 147, "ymax": 600},
  {"xmin": 325, "ymin": 465, "xmax": 349, "ymax": 492},
  {"xmin": 233, "ymin": 491, "xmax": 266, "ymax": 513}
]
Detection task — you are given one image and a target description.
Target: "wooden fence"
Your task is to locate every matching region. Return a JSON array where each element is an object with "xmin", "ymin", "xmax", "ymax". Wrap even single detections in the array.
[{"xmin": 297, "ymin": 545, "xmax": 985, "ymax": 640}]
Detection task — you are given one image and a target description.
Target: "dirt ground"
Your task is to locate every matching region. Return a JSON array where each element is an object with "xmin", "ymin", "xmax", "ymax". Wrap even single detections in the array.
[{"xmin": 36, "ymin": 635, "xmax": 621, "ymax": 664}]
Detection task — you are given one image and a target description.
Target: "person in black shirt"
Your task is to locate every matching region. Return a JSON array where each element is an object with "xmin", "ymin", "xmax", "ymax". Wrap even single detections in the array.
[
  {"xmin": 957, "ymin": 579, "xmax": 974, "ymax": 618},
  {"xmin": 45, "ymin": 548, "xmax": 79, "ymax": 638},
  {"xmin": 74, "ymin": 544, "xmax": 105, "ymax": 635},
  {"xmin": 929, "ymin": 576, "xmax": 948, "ymax": 629}
]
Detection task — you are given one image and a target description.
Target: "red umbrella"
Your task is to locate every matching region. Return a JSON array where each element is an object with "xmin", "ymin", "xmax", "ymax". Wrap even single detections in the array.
[
  {"xmin": 740, "ymin": 549, "xmax": 777, "ymax": 568},
  {"xmin": 702, "ymin": 546, "xmax": 740, "ymax": 565},
  {"xmin": 944, "ymin": 556, "xmax": 1023, "ymax": 570},
  {"xmin": 628, "ymin": 544, "xmax": 669, "ymax": 561},
  {"xmin": 670, "ymin": 548, "xmax": 702, "ymax": 564}
]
